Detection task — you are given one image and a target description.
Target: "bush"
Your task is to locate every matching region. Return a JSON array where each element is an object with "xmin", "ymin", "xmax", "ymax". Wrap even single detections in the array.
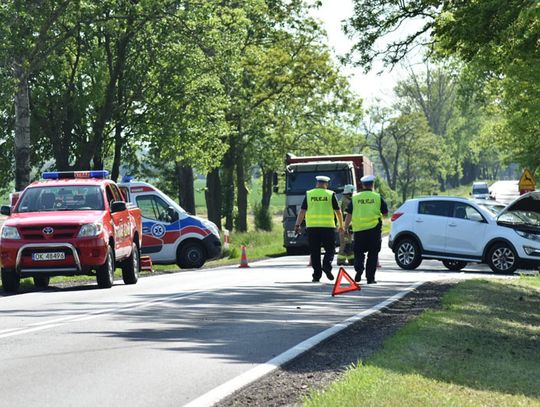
[{"xmin": 253, "ymin": 204, "xmax": 273, "ymax": 231}]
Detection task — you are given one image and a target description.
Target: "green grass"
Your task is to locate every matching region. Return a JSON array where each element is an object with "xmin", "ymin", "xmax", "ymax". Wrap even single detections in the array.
[{"xmin": 305, "ymin": 276, "xmax": 540, "ymax": 407}]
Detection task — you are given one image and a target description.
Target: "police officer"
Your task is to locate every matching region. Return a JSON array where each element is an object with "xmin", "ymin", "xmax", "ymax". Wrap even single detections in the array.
[
  {"xmin": 337, "ymin": 184, "xmax": 355, "ymax": 266},
  {"xmin": 344, "ymin": 175, "xmax": 388, "ymax": 284},
  {"xmin": 295, "ymin": 175, "xmax": 344, "ymax": 282}
]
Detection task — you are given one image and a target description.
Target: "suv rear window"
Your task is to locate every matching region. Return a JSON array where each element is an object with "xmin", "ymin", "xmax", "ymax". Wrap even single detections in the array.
[{"xmin": 418, "ymin": 201, "xmax": 452, "ymax": 217}]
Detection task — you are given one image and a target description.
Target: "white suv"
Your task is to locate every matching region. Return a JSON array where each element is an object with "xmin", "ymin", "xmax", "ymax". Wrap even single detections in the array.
[{"xmin": 389, "ymin": 192, "xmax": 540, "ymax": 274}]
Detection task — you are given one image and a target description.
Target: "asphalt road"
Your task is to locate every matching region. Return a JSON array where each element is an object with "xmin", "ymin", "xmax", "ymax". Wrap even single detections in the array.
[{"xmin": 0, "ymin": 241, "xmax": 511, "ymax": 407}]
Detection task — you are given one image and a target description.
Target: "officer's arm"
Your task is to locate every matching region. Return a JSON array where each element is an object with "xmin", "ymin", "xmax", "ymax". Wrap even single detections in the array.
[
  {"xmin": 295, "ymin": 209, "xmax": 306, "ymax": 233},
  {"xmin": 381, "ymin": 197, "xmax": 389, "ymax": 217}
]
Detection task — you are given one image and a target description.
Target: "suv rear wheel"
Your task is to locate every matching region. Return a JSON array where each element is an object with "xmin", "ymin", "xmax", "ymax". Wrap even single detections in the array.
[
  {"xmin": 442, "ymin": 260, "xmax": 467, "ymax": 271},
  {"xmin": 487, "ymin": 243, "xmax": 517, "ymax": 274},
  {"xmin": 395, "ymin": 238, "xmax": 422, "ymax": 270}
]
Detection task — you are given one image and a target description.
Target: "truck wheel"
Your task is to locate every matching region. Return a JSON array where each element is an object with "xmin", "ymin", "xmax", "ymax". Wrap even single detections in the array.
[
  {"xmin": 1, "ymin": 268, "xmax": 20, "ymax": 292},
  {"xmin": 442, "ymin": 260, "xmax": 467, "ymax": 271},
  {"xmin": 96, "ymin": 246, "xmax": 115, "ymax": 288},
  {"xmin": 394, "ymin": 238, "xmax": 422, "ymax": 270},
  {"xmin": 487, "ymin": 243, "xmax": 518, "ymax": 274},
  {"xmin": 121, "ymin": 242, "xmax": 140, "ymax": 285},
  {"xmin": 33, "ymin": 276, "xmax": 50, "ymax": 288},
  {"xmin": 177, "ymin": 241, "xmax": 206, "ymax": 269}
]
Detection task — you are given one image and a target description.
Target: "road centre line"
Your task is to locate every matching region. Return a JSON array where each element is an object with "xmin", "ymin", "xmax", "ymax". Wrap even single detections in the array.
[{"xmin": 183, "ymin": 281, "xmax": 424, "ymax": 407}]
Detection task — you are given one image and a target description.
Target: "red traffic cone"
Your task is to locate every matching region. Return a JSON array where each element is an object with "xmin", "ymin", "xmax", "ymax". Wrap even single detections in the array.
[
  {"xmin": 239, "ymin": 245, "xmax": 250, "ymax": 268},
  {"xmin": 140, "ymin": 256, "xmax": 153, "ymax": 273}
]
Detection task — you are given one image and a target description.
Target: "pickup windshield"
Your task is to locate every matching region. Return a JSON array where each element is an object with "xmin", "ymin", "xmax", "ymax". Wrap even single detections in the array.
[
  {"xmin": 16, "ymin": 186, "xmax": 104, "ymax": 212},
  {"xmin": 286, "ymin": 170, "xmax": 350, "ymax": 195}
]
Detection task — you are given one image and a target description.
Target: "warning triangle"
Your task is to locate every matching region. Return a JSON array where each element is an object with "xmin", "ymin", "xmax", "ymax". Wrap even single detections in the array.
[{"xmin": 332, "ymin": 267, "xmax": 361, "ymax": 296}]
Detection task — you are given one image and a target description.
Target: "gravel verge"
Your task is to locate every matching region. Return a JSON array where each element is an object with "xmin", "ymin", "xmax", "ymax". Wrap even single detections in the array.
[{"xmin": 218, "ymin": 280, "xmax": 457, "ymax": 407}]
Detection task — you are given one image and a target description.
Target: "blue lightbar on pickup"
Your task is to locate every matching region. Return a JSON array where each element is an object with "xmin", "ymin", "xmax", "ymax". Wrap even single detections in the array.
[{"xmin": 42, "ymin": 170, "xmax": 109, "ymax": 180}]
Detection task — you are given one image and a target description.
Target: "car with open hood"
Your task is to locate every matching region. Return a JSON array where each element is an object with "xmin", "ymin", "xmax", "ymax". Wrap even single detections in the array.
[{"xmin": 388, "ymin": 192, "xmax": 540, "ymax": 274}]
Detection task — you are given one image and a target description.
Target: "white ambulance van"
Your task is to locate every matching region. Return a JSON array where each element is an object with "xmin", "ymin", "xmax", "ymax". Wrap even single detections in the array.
[{"xmin": 118, "ymin": 180, "xmax": 221, "ymax": 268}]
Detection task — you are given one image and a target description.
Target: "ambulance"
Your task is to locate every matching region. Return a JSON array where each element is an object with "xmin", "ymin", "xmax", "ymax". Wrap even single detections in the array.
[{"xmin": 118, "ymin": 179, "xmax": 221, "ymax": 268}]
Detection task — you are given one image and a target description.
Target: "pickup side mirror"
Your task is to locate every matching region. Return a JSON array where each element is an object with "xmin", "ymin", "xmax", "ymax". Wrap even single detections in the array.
[
  {"xmin": 0, "ymin": 205, "xmax": 11, "ymax": 216},
  {"xmin": 167, "ymin": 206, "xmax": 179, "ymax": 222},
  {"xmin": 110, "ymin": 201, "xmax": 127, "ymax": 213}
]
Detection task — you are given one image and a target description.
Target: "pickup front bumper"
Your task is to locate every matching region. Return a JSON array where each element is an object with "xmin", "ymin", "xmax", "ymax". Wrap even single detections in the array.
[{"xmin": 0, "ymin": 238, "xmax": 108, "ymax": 277}]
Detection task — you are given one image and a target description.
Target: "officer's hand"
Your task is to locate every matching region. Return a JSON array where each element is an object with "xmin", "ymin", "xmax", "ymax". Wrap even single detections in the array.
[
  {"xmin": 337, "ymin": 225, "xmax": 344, "ymax": 233},
  {"xmin": 294, "ymin": 224, "xmax": 301, "ymax": 235}
]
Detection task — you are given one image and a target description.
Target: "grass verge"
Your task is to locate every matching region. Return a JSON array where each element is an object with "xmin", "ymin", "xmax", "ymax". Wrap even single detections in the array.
[{"xmin": 305, "ymin": 276, "xmax": 540, "ymax": 407}]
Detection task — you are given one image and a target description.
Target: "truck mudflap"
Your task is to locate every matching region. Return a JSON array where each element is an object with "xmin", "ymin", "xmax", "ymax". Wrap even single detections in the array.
[{"xmin": 202, "ymin": 234, "xmax": 222, "ymax": 260}]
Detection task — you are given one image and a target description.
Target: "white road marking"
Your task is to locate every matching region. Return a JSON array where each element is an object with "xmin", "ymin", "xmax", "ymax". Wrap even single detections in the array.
[
  {"xmin": 183, "ymin": 281, "xmax": 424, "ymax": 407},
  {"xmin": 0, "ymin": 290, "xmax": 204, "ymax": 339}
]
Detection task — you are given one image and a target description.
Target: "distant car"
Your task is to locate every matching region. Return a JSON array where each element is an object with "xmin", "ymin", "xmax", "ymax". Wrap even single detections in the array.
[
  {"xmin": 389, "ymin": 192, "xmax": 540, "ymax": 274},
  {"xmin": 471, "ymin": 182, "xmax": 490, "ymax": 199}
]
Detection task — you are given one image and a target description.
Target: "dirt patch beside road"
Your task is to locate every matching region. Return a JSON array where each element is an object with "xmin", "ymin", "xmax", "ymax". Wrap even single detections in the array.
[{"xmin": 218, "ymin": 281, "xmax": 456, "ymax": 407}]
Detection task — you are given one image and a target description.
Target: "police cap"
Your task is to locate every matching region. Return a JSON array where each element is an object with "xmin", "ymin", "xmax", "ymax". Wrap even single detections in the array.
[
  {"xmin": 361, "ymin": 175, "xmax": 375, "ymax": 184},
  {"xmin": 315, "ymin": 175, "xmax": 330, "ymax": 183}
]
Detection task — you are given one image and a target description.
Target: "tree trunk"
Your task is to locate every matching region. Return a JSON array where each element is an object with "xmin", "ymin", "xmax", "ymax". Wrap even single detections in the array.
[
  {"xmin": 175, "ymin": 162, "xmax": 196, "ymax": 215},
  {"xmin": 206, "ymin": 168, "xmax": 222, "ymax": 229},
  {"xmin": 261, "ymin": 169, "xmax": 273, "ymax": 211},
  {"xmin": 236, "ymin": 157, "xmax": 248, "ymax": 232},
  {"xmin": 13, "ymin": 63, "xmax": 31, "ymax": 191},
  {"xmin": 222, "ymin": 138, "xmax": 235, "ymax": 230},
  {"xmin": 111, "ymin": 123, "xmax": 123, "ymax": 181}
]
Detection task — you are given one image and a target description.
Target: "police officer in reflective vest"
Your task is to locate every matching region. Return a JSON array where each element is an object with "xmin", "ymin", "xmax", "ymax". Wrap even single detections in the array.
[
  {"xmin": 295, "ymin": 175, "xmax": 344, "ymax": 282},
  {"xmin": 344, "ymin": 175, "xmax": 388, "ymax": 284}
]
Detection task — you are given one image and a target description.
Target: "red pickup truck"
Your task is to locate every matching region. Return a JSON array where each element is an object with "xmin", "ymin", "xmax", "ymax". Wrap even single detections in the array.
[{"xmin": 0, "ymin": 171, "xmax": 142, "ymax": 292}]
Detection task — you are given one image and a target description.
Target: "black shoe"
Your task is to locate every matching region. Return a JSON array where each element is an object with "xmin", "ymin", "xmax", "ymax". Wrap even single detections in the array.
[
  {"xmin": 312, "ymin": 278, "xmax": 320, "ymax": 282},
  {"xmin": 367, "ymin": 280, "xmax": 377, "ymax": 284},
  {"xmin": 324, "ymin": 271, "xmax": 334, "ymax": 281},
  {"xmin": 354, "ymin": 272, "xmax": 362, "ymax": 282}
]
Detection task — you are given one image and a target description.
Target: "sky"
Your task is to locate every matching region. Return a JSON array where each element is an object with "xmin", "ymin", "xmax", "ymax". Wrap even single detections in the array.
[{"xmin": 310, "ymin": 0, "xmax": 424, "ymax": 108}]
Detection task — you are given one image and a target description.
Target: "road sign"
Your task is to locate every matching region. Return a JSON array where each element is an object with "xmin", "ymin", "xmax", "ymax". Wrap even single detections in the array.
[{"xmin": 519, "ymin": 168, "xmax": 536, "ymax": 194}]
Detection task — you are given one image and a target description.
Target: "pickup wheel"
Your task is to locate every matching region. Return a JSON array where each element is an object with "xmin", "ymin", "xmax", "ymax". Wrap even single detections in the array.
[
  {"xmin": 177, "ymin": 241, "xmax": 206, "ymax": 269},
  {"xmin": 96, "ymin": 246, "xmax": 115, "ymax": 288},
  {"xmin": 394, "ymin": 238, "xmax": 422, "ymax": 270},
  {"xmin": 1, "ymin": 268, "xmax": 20, "ymax": 292},
  {"xmin": 33, "ymin": 276, "xmax": 50, "ymax": 288},
  {"xmin": 121, "ymin": 242, "xmax": 140, "ymax": 285}
]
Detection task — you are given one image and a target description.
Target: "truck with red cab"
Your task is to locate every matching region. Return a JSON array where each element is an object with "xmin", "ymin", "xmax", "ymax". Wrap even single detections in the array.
[
  {"xmin": 0, "ymin": 171, "xmax": 142, "ymax": 292},
  {"xmin": 282, "ymin": 153, "xmax": 373, "ymax": 254}
]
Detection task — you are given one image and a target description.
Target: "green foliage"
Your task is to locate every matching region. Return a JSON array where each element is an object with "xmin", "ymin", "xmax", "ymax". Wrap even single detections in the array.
[
  {"xmin": 305, "ymin": 276, "xmax": 540, "ymax": 406},
  {"xmin": 253, "ymin": 203, "xmax": 273, "ymax": 231}
]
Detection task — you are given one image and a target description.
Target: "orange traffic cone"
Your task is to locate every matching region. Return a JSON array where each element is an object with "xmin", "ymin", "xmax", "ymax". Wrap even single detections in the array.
[{"xmin": 239, "ymin": 245, "xmax": 250, "ymax": 268}]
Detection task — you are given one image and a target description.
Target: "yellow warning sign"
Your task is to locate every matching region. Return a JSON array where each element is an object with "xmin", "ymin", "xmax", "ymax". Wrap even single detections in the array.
[{"xmin": 519, "ymin": 168, "xmax": 536, "ymax": 191}]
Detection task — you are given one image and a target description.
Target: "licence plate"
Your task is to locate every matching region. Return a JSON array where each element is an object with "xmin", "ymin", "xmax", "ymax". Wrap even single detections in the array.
[{"xmin": 32, "ymin": 252, "xmax": 66, "ymax": 261}]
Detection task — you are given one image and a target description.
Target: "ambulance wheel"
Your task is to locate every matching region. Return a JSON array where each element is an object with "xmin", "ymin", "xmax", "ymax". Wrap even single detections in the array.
[
  {"xmin": 121, "ymin": 242, "xmax": 140, "ymax": 285},
  {"xmin": 177, "ymin": 241, "xmax": 206, "ymax": 269},
  {"xmin": 33, "ymin": 275, "xmax": 50, "ymax": 288},
  {"xmin": 96, "ymin": 246, "xmax": 115, "ymax": 288},
  {"xmin": 1, "ymin": 268, "xmax": 20, "ymax": 292}
]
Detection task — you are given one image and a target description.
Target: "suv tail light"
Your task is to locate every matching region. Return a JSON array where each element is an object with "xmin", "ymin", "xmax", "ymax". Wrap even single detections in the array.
[{"xmin": 391, "ymin": 212, "xmax": 403, "ymax": 222}]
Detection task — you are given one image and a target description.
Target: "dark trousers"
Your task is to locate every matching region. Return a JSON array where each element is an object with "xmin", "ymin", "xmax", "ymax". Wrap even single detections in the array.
[
  {"xmin": 353, "ymin": 226, "xmax": 382, "ymax": 282},
  {"xmin": 307, "ymin": 227, "xmax": 335, "ymax": 279}
]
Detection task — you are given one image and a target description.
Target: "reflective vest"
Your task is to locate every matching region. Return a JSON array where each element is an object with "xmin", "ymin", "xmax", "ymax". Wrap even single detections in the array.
[
  {"xmin": 305, "ymin": 188, "xmax": 335, "ymax": 228},
  {"xmin": 351, "ymin": 190, "xmax": 381, "ymax": 232}
]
